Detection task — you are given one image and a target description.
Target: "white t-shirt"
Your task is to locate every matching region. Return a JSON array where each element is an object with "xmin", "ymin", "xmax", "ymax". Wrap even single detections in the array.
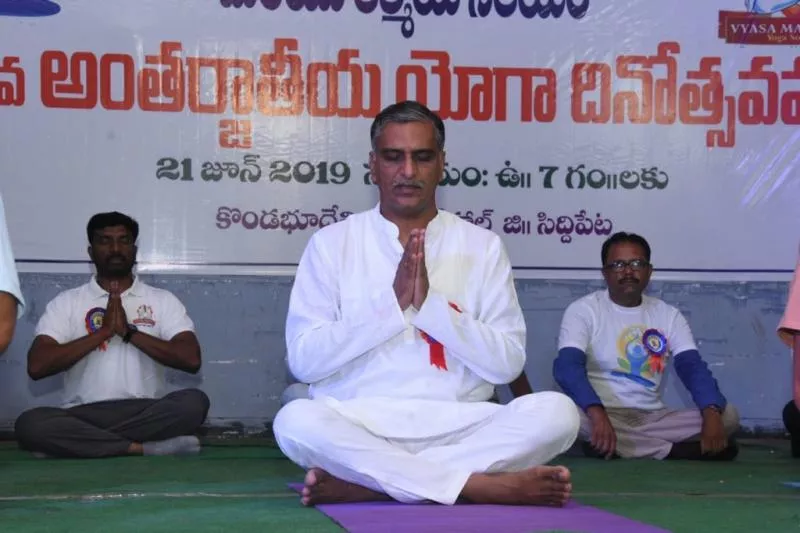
[
  {"xmin": 0, "ymin": 193, "xmax": 25, "ymax": 317},
  {"xmin": 35, "ymin": 276, "xmax": 195, "ymax": 407},
  {"xmin": 558, "ymin": 290, "xmax": 697, "ymax": 410}
]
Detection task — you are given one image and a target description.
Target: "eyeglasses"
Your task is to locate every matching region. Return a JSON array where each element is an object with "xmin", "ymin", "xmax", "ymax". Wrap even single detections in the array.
[{"xmin": 603, "ymin": 259, "xmax": 650, "ymax": 272}]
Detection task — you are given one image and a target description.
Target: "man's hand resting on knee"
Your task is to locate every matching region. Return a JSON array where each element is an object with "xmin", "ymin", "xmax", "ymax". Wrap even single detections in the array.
[
  {"xmin": 586, "ymin": 405, "xmax": 617, "ymax": 459},
  {"xmin": 700, "ymin": 407, "xmax": 727, "ymax": 454}
]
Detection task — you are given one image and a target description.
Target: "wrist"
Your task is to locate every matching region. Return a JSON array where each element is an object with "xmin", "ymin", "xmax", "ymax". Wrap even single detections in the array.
[
  {"xmin": 122, "ymin": 324, "xmax": 138, "ymax": 344},
  {"xmin": 586, "ymin": 404, "xmax": 605, "ymax": 418},
  {"xmin": 702, "ymin": 404, "xmax": 723, "ymax": 416}
]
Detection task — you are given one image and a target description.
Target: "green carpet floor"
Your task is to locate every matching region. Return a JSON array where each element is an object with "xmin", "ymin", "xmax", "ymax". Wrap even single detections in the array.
[{"xmin": 1, "ymin": 440, "xmax": 798, "ymax": 532}]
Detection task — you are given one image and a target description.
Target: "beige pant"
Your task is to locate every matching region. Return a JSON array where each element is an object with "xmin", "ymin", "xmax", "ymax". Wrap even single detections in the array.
[{"xmin": 578, "ymin": 405, "xmax": 740, "ymax": 459}]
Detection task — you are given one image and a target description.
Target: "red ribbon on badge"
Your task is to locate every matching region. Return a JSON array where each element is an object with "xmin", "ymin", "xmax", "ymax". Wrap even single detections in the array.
[
  {"xmin": 420, "ymin": 330, "xmax": 446, "ymax": 370},
  {"xmin": 419, "ymin": 302, "xmax": 462, "ymax": 371}
]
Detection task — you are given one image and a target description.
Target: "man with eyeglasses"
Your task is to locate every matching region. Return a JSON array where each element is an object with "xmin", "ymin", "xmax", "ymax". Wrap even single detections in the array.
[{"xmin": 553, "ymin": 232, "xmax": 739, "ymax": 460}]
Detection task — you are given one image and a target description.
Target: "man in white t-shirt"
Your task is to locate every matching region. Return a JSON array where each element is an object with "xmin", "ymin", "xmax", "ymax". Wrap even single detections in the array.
[
  {"xmin": 553, "ymin": 232, "xmax": 739, "ymax": 460},
  {"xmin": 0, "ymin": 192, "xmax": 25, "ymax": 355},
  {"xmin": 15, "ymin": 212, "xmax": 210, "ymax": 458}
]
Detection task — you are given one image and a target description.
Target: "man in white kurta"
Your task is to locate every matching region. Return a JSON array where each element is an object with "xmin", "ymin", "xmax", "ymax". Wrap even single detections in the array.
[
  {"xmin": 273, "ymin": 101, "xmax": 579, "ymax": 507},
  {"xmin": 0, "ymin": 192, "xmax": 25, "ymax": 355}
]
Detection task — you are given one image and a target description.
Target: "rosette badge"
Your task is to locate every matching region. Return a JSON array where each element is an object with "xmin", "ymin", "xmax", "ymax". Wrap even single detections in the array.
[
  {"xmin": 85, "ymin": 307, "xmax": 106, "ymax": 334},
  {"xmin": 642, "ymin": 329, "xmax": 667, "ymax": 356}
]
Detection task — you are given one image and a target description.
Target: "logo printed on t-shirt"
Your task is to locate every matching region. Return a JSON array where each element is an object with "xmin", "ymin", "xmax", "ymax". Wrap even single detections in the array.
[
  {"xmin": 132, "ymin": 304, "xmax": 156, "ymax": 327},
  {"xmin": 85, "ymin": 307, "xmax": 109, "ymax": 351}
]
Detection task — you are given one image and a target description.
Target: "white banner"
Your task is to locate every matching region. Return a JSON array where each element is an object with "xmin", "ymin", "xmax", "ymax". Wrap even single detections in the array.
[{"xmin": 1, "ymin": 0, "xmax": 799, "ymax": 279}]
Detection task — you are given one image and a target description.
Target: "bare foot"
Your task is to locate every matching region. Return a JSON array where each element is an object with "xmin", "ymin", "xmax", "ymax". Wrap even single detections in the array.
[
  {"xmin": 300, "ymin": 468, "xmax": 392, "ymax": 506},
  {"xmin": 460, "ymin": 465, "xmax": 572, "ymax": 507}
]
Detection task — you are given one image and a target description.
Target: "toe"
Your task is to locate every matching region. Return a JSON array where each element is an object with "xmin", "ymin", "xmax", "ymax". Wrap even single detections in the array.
[
  {"xmin": 555, "ymin": 466, "xmax": 571, "ymax": 482},
  {"xmin": 305, "ymin": 467, "xmax": 326, "ymax": 486}
]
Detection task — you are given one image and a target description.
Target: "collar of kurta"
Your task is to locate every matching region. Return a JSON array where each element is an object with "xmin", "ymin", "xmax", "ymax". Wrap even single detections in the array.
[{"xmin": 370, "ymin": 203, "xmax": 444, "ymax": 242}]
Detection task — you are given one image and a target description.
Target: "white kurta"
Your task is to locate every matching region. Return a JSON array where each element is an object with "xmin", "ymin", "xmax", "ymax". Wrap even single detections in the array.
[
  {"xmin": 0, "ymin": 193, "xmax": 25, "ymax": 318},
  {"xmin": 275, "ymin": 205, "xmax": 579, "ymax": 504}
]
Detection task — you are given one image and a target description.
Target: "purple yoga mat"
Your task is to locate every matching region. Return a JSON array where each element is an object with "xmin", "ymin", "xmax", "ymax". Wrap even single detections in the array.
[{"xmin": 288, "ymin": 483, "xmax": 670, "ymax": 533}]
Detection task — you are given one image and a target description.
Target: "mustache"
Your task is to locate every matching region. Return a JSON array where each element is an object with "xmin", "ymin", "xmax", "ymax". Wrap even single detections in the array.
[
  {"xmin": 620, "ymin": 277, "xmax": 639, "ymax": 284},
  {"xmin": 106, "ymin": 254, "xmax": 127, "ymax": 263},
  {"xmin": 393, "ymin": 180, "xmax": 424, "ymax": 189}
]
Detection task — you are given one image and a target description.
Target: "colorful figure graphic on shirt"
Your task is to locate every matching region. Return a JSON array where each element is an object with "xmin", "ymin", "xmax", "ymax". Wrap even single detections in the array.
[{"xmin": 611, "ymin": 324, "xmax": 666, "ymax": 388}]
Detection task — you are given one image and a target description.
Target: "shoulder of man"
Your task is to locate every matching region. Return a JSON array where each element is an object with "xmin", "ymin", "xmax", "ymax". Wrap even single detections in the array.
[
  {"xmin": 564, "ymin": 290, "xmax": 604, "ymax": 317},
  {"xmin": 50, "ymin": 279, "xmax": 94, "ymax": 304},
  {"xmin": 437, "ymin": 210, "xmax": 502, "ymax": 243},
  {"xmin": 641, "ymin": 293, "xmax": 678, "ymax": 313},
  {"xmin": 33, "ymin": 281, "xmax": 93, "ymax": 329},
  {"xmin": 641, "ymin": 295, "xmax": 694, "ymax": 330},
  {"xmin": 574, "ymin": 290, "xmax": 606, "ymax": 307},
  {"xmin": 308, "ymin": 207, "xmax": 369, "ymax": 243}
]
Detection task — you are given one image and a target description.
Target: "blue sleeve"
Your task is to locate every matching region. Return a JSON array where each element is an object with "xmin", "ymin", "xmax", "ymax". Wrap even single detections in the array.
[
  {"xmin": 673, "ymin": 349, "xmax": 727, "ymax": 410},
  {"xmin": 553, "ymin": 347, "xmax": 603, "ymax": 412}
]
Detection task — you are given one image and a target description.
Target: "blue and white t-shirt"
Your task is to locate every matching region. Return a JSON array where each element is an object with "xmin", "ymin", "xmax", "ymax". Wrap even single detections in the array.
[{"xmin": 558, "ymin": 290, "xmax": 697, "ymax": 410}]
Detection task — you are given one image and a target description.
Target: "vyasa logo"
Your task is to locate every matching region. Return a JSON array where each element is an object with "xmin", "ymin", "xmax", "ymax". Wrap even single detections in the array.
[
  {"xmin": 719, "ymin": 0, "xmax": 800, "ymax": 44},
  {"xmin": 747, "ymin": 0, "xmax": 800, "ymax": 14},
  {"xmin": 0, "ymin": 0, "xmax": 61, "ymax": 17}
]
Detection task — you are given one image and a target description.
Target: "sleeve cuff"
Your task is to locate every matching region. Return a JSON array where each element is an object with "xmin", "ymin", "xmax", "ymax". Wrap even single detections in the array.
[
  {"xmin": 778, "ymin": 322, "xmax": 800, "ymax": 347},
  {"xmin": 34, "ymin": 328, "xmax": 66, "ymax": 344},
  {"xmin": 410, "ymin": 290, "xmax": 458, "ymax": 336},
  {"xmin": 0, "ymin": 289, "xmax": 24, "ymax": 319},
  {"xmin": 373, "ymin": 287, "xmax": 408, "ymax": 325}
]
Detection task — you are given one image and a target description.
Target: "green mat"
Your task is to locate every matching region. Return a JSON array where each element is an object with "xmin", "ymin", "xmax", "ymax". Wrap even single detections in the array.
[{"xmin": 1, "ymin": 441, "xmax": 798, "ymax": 532}]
